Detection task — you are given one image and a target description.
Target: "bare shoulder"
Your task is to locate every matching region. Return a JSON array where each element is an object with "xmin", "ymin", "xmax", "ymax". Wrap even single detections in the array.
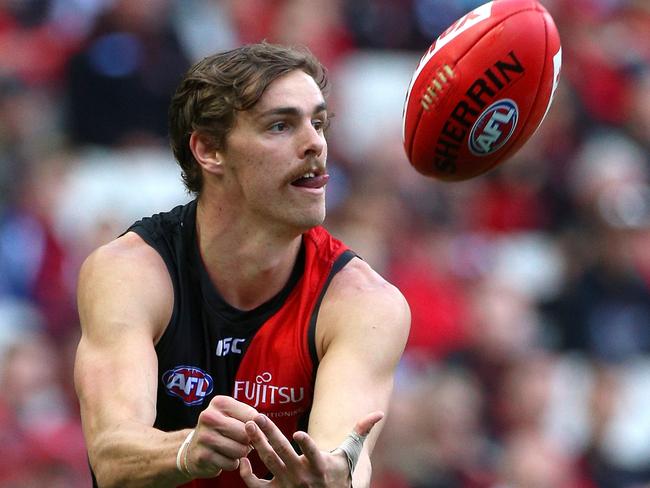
[
  {"xmin": 80, "ymin": 231, "xmax": 164, "ymax": 276},
  {"xmin": 316, "ymin": 257, "xmax": 411, "ymax": 356},
  {"xmin": 327, "ymin": 257, "xmax": 409, "ymax": 315},
  {"xmin": 78, "ymin": 231, "xmax": 173, "ymax": 343},
  {"xmin": 79, "ymin": 231, "xmax": 171, "ymax": 298}
]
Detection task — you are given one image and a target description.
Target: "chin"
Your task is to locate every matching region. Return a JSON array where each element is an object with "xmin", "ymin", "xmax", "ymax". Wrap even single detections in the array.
[
  {"xmin": 297, "ymin": 214, "xmax": 326, "ymax": 232},
  {"xmin": 289, "ymin": 208, "xmax": 326, "ymax": 234}
]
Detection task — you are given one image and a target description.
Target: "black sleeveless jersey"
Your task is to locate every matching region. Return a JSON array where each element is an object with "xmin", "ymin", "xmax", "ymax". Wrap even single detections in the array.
[{"xmin": 113, "ymin": 199, "xmax": 354, "ymax": 487}]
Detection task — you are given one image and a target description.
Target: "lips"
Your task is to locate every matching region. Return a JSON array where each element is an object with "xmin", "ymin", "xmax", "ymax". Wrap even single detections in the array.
[
  {"xmin": 290, "ymin": 170, "xmax": 330, "ymax": 189},
  {"xmin": 292, "ymin": 174, "xmax": 330, "ymax": 188}
]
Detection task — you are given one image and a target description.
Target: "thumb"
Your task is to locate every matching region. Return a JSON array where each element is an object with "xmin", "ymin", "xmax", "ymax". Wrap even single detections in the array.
[
  {"xmin": 239, "ymin": 457, "xmax": 256, "ymax": 486},
  {"xmin": 353, "ymin": 411, "xmax": 384, "ymax": 437}
]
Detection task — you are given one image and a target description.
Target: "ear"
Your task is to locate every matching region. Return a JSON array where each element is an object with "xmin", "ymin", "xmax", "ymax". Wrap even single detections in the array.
[{"xmin": 189, "ymin": 132, "xmax": 225, "ymax": 176}]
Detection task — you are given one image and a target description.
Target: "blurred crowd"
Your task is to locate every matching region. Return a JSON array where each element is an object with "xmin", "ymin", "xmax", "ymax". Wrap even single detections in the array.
[{"xmin": 0, "ymin": 0, "xmax": 649, "ymax": 486}]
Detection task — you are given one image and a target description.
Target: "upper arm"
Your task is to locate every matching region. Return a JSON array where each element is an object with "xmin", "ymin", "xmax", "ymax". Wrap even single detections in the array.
[
  {"xmin": 308, "ymin": 258, "xmax": 410, "ymax": 451},
  {"xmin": 74, "ymin": 232, "xmax": 174, "ymax": 456}
]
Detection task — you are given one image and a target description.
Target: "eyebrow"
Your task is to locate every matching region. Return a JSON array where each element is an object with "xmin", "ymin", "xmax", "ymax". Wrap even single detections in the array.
[{"xmin": 257, "ymin": 102, "xmax": 328, "ymax": 118}]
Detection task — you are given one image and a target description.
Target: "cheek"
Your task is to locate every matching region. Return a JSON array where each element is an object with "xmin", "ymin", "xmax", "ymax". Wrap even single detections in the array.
[
  {"xmin": 229, "ymin": 147, "xmax": 267, "ymax": 181},
  {"xmin": 241, "ymin": 141, "xmax": 283, "ymax": 167}
]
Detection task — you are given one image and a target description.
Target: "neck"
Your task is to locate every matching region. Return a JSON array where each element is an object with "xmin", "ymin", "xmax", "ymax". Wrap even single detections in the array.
[{"xmin": 195, "ymin": 197, "xmax": 303, "ymax": 311}]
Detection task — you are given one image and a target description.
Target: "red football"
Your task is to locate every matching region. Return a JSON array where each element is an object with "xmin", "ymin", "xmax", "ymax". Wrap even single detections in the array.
[{"xmin": 402, "ymin": 0, "xmax": 562, "ymax": 181}]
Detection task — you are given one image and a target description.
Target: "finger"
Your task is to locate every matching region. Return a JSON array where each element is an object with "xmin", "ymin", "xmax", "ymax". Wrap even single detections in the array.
[
  {"xmin": 353, "ymin": 410, "xmax": 384, "ymax": 437},
  {"xmin": 198, "ymin": 432, "xmax": 251, "ymax": 461},
  {"xmin": 198, "ymin": 407, "xmax": 252, "ymax": 445},
  {"xmin": 209, "ymin": 395, "xmax": 259, "ymax": 422},
  {"xmin": 190, "ymin": 433, "xmax": 241, "ymax": 474},
  {"xmin": 293, "ymin": 431, "xmax": 326, "ymax": 473},
  {"xmin": 191, "ymin": 447, "xmax": 238, "ymax": 474},
  {"xmin": 253, "ymin": 414, "xmax": 302, "ymax": 471},
  {"xmin": 239, "ymin": 457, "xmax": 267, "ymax": 487},
  {"xmin": 246, "ymin": 420, "xmax": 287, "ymax": 478},
  {"xmin": 213, "ymin": 415, "xmax": 254, "ymax": 445},
  {"xmin": 220, "ymin": 457, "xmax": 241, "ymax": 472}
]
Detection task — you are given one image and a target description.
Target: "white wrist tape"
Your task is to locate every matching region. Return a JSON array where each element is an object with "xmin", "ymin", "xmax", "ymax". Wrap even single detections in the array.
[
  {"xmin": 332, "ymin": 431, "xmax": 367, "ymax": 477},
  {"xmin": 176, "ymin": 429, "xmax": 195, "ymax": 478}
]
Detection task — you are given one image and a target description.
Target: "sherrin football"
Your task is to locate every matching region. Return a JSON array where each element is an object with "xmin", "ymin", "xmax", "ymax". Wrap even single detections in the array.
[{"xmin": 402, "ymin": 0, "xmax": 562, "ymax": 181}]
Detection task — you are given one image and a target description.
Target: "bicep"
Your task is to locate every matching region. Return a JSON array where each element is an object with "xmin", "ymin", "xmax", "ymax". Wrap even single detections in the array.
[
  {"xmin": 75, "ymin": 325, "xmax": 159, "ymax": 434},
  {"xmin": 74, "ymin": 237, "xmax": 173, "ymax": 447}
]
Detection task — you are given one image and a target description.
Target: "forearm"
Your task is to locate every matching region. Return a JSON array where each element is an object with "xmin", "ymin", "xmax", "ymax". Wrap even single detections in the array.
[
  {"xmin": 351, "ymin": 453, "xmax": 372, "ymax": 488},
  {"xmin": 89, "ymin": 423, "xmax": 191, "ymax": 488}
]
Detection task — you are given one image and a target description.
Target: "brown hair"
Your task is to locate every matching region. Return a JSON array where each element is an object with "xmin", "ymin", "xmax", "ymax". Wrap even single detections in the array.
[{"xmin": 168, "ymin": 42, "xmax": 329, "ymax": 194}]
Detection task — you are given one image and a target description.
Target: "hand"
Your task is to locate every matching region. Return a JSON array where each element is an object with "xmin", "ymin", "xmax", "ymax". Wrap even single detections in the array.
[
  {"xmin": 184, "ymin": 395, "xmax": 258, "ymax": 478},
  {"xmin": 239, "ymin": 411, "xmax": 384, "ymax": 487}
]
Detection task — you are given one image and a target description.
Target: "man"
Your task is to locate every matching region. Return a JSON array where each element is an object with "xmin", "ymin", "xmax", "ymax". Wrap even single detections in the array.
[{"xmin": 75, "ymin": 42, "xmax": 410, "ymax": 488}]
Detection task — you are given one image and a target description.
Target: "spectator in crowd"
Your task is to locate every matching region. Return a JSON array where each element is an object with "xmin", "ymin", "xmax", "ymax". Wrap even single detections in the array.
[{"xmin": 65, "ymin": 0, "xmax": 190, "ymax": 146}]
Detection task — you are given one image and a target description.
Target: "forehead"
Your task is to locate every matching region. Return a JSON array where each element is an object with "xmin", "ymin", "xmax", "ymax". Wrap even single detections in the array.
[{"xmin": 251, "ymin": 70, "xmax": 325, "ymax": 115}]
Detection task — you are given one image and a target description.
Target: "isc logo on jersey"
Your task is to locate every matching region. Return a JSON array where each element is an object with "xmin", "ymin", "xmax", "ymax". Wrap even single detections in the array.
[
  {"xmin": 163, "ymin": 365, "xmax": 214, "ymax": 406},
  {"xmin": 469, "ymin": 99, "xmax": 519, "ymax": 156},
  {"xmin": 216, "ymin": 337, "xmax": 245, "ymax": 356}
]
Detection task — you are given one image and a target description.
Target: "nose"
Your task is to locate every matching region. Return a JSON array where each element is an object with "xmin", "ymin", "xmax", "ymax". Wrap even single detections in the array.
[{"xmin": 299, "ymin": 121, "xmax": 325, "ymax": 160}]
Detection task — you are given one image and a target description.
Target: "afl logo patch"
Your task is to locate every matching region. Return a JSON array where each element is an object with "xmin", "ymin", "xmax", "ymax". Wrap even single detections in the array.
[
  {"xmin": 469, "ymin": 99, "xmax": 519, "ymax": 156},
  {"xmin": 162, "ymin": 365, "xmax": 214, "ymax": 406}
]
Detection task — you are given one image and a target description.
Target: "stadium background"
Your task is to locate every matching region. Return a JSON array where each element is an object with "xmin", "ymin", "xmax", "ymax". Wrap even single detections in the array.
[{"xmin": 0, "ymin": 0, "xmax": 649, "ymax": 486}]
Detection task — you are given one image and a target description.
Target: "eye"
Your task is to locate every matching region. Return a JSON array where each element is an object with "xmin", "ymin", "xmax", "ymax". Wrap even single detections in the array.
[
  {"xmin": 312, "ymin": 117, "xmax": 329, "ymax": 132},
  {"xmin": 268, "ymin": 121, "xmax": 288, "ymax": 132}
]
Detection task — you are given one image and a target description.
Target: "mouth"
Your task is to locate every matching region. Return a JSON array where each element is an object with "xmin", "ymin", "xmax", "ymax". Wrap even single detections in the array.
[{"xmin": 290, "ymin": 168, "xmax": 330, "ymax": 189}]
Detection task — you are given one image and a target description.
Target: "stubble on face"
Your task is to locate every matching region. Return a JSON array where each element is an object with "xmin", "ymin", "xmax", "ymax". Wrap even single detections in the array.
[{"xmin": 219, "ymin": 71, "xmax": 329, "ymax": 234}]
